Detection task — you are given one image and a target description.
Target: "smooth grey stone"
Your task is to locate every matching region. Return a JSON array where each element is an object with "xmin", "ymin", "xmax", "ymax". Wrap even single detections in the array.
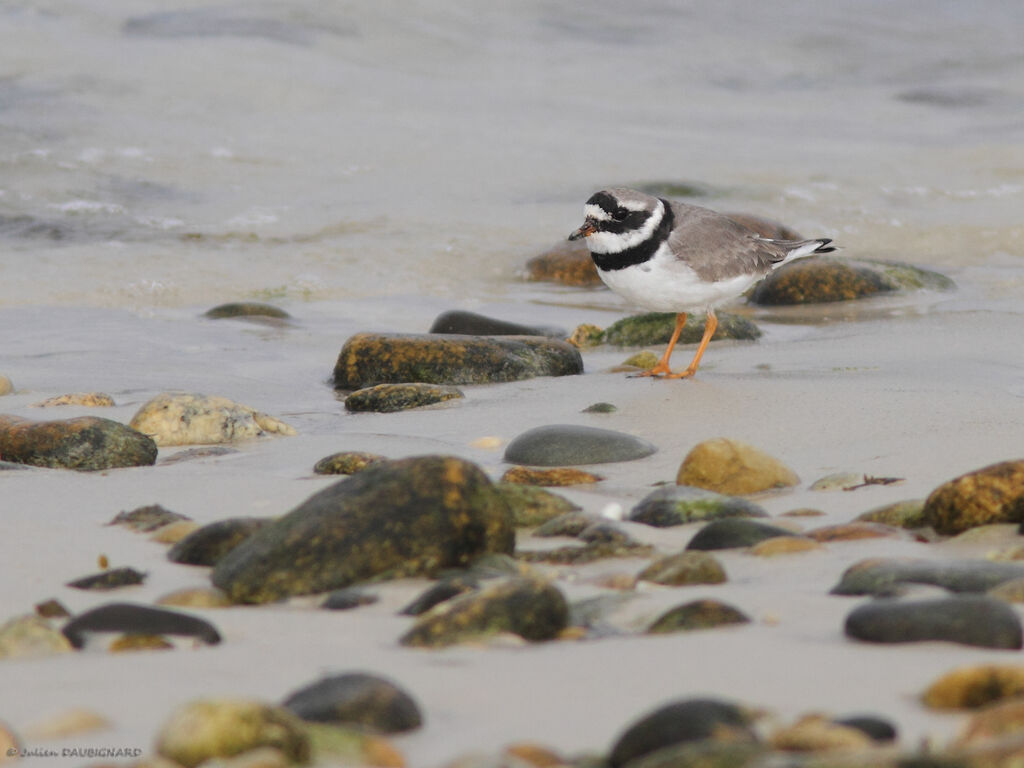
[
  {"xmin": 831, "ymin": 558, "xmax": 1024, "ymax": 597},
  {"xmin": 504, "ymin": 424, "xmax": 656, "ymax": 467},
  {"xmin": 62, "ymin": 603, "xmax": 221, "ymax": 648},
  {"xmin": 428, "ymin": 309, "xmax": 566, "ymax": 339},
  {"xmin": 685, "ymin": 518, "xmax": 795, "ymax": 551}
]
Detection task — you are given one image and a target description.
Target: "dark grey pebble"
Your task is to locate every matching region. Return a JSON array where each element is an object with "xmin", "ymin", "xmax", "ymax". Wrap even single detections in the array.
[
  {"xmin": 504, "ymin": 424, "xmax": 657, "ymax": 467},
  {"xmin": 66, "ymin": 567, "xmax": 147, "ymax": 591},
  {"xmin": 399, "ymin": 575, "xmax": 480, "ymax": 616},
  {"xmin": 204, "ymin": 302, "xmax": 290, "ymax": 320},
  {"xmin": 844, "ymin": 595, "xmax": 1023, "ymax": 649},
  {"xmin": 578, "ymin": 522, "xmax": 635, "ymax": 546},
  {"xmin": 686, "ymin": 519, "xmax": 795, "ymax": 551},
  {"xmin": 834, "ymin": 715, "xmax": 898, "ymax": 743},
  {"xmin": 168, "ymin": 517, "xmax": 272, "ymax": 566},
  {"xmin": 830, "ymin": 558, "xmax": 1024, "ymax": 597},
  {"xmin": 108, "ymin": 504, "xmax": 190, "ymax": 532},
  {"xmin": 321, "ymin": 589, "xmax": 379, "ymax": 611},
  {"xmin": 582, "ymin": 402, "xmax": 617, "ymax": 414},
  {"xmin": 533, "ymin": 512, "xmax": 600, "ymax": 538},
  {"xmin": 630, "ymin": 486, "xmax": 767, "ymax": 528},
  {"xmin": 609, "ymin": 698, "xmax": 756, "ymax": 768},
  {"xmin": 282, "ymin": 672, "xmax": 422, "ymax": 733},
  {"xmin": 428, "ymin": 309, "xmax": 566, "ymax": 339},
  {"xmin": 646, "ymin": 599, "xmax": 750, "ymax": 634},
  {"xmin": 62, "ymin": 602, "xmax": 221, "ymax": 648}
]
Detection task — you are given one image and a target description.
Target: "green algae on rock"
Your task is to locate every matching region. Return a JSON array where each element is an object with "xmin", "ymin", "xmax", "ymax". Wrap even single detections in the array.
[
  {"xmin": 0, "ymin": 414, "xmax": 157, "ymax": 470},
  {"xmin": 399, "ymin": 576, "xmax": 568, "ymax": 648},
  {"xmin": 130, "ymin": 392, "xmax": 296, "ymax": 446},
  {"xmin": 333, "ymin": 333, "xmax": 583, "ymax": 390},
  {"xmin": 344, "ymin": 382, "xmax": 463, "ymax": 413},
  {"xmin": 630, "ymin": 485, "xmax": 767, "ymax": 528},
  {"xmin": 856, "ymin": 499, "xmax": 928, "ymax": 529},
  {"xmin": 922, "ymin": 460, "xmax": 1024, "ymax": 535},
  {"xmin": 313, "ymin": 451, "xmax": 386, "ymax": 475},
  {"xmin": 494, "ymin": 483, "xmax": 581, "ymax": 527},
  {"xmin": 637, "ymin": 551, "xmax": 728, "ymax": 587},
  {"xmin": 109, "ymin": 504, "xmax": 190, "ymax": 532},
  {"xmin": 212, "ymin": 456, "xmax": 514, "ymax": 603},
  {"xmin": 204, "ymin": 302, "xmax": 291, "ymax": 320},
  {"xmin": 601, "ymin": 311, "xmax": 761, "ymax": 348},
  {"xmin": 646, "ymin": 599, "xmax": 751, "ymax": 634}
]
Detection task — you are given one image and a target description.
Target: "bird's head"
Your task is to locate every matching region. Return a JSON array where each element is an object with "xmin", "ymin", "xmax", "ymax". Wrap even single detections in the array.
[{"xmin": 568, "ymin": 188, "xmax": 664, "ymax": 254}]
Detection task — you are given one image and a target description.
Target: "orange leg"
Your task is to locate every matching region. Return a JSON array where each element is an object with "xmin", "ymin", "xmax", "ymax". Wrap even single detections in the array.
[
  {"xmin": 663, "ymin": 309, "xmax": 717, "ymax": 379},
  {"xmin": 633, "ymin": 312, "xmax": 687, "ymax": 378}
]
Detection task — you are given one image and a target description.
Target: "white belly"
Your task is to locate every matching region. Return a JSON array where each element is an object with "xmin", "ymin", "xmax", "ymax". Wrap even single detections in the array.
[{"xmin": 595, "ymin": 244, "xmax": 761, "ymax": 313}]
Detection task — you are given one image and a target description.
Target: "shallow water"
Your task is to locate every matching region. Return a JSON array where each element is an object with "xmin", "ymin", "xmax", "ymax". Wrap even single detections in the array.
[{"xmin": 1, "ymin": 0, "xmax": 1022, "ymax": 310}]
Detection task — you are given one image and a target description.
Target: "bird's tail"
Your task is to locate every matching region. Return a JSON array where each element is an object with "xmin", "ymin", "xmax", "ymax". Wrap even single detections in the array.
[{"xmin": 767, "ymin": 238, "xmax": 836, "ymax": 269}]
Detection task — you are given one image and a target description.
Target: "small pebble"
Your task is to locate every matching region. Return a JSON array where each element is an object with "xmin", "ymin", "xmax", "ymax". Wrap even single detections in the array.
[
  {"xmin": 66, "ymin": 567, "xmax": 147, "ymax": 591},
  {"xmin": 151, "ymin": 520, "xmax": 202, "ymax": 544},
  {"xmin": 30, "ymin": 392, "xmax": 116, "ymax": 407},
  {"xmin": 686, "ymin": 519, "xmax": 797, "ymax": 551},
  {"xmin": 109, "ymin": 633, "xmax": 174, "ymax": 652},
  {"xmin": 23, "ymin": 708, "xmax": 110, "ymax": 740},
  {"xmin": 581, "ymin": 402, "xmax": 617, "ymax": 414},
  {"xmin": 109, "ymin": 504, "xmax": 191, "ymax": 532},
  {"xmin": 282, "ymin": 672, "xmax": 423, "ymax": 733},
  {"xmin": 344, "ymin": 382, "xmax": 463, "ymax": 413},
  {"xmin": 500, "ymin": 467, "xmax": 603, "ymax": 486},
  {"xmin": 646, "ymin": 599, "xmax": 750, "ymax": 634},
  {"xmin": 677, "ymin": 438, "xmax": 799, "ymax": 495},
  {"xmin": 637, "ymin": 551, "xmax": 727, "ymax": 586},
  {"xmin": 629, "ymin": 485, "xmax": 766, "ymax": 528},
  {"xmin": 157, "ymin": 588, "xmax": 233, "ymax": 609},
  {"xmin": 130, "ymin": 392, "xmax": 296, "ymax": 446},
  {"xmin": 749, "ymin": 536, "xmax": 823, "ymax": 557},
  {"xmin": 504, "ymin": 424, "xmax": 656, "ymax": 467},
  {"xmin": 321, "ymin": 589, "xmax": 379, "ymax": 611},
  {"xmin": 313, "ymin": 451, "xmax": 386, "ymax": 475},
  {"xmin": 204, "ymin": 302, "xmax": 290, "ymax": 320}
]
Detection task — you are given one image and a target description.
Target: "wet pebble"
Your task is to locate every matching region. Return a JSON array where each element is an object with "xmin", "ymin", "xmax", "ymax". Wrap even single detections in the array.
[
  {"xmin": 495, "ymin": 483, "xmax": 581, "ymax": 527},
  {"xmin": 333, "ymin": 333, "xmax": 582, "ymax": 389},
  {"xmin": 769, "ymin": 714, "xmax": 874, "ymax": 752},
  {"xmin": 686, "ymin": 519, "xmax": 797, "ymax": 551},
  {"xmin": 646, "ymin": 599, "xmax": 750, "ymax": 634},
  {"xmin": 35, "ymin": 599, "xmax": 71, "ymax": 618},
  {"xmin": 922, "ymin": 665, "xmax": 1024, "ymax": 710},
  {"xmin": 282, "ymin": 672, "xmax": 422, "ymax": 733},
  {"xmin": 806, "ymin": 522, "xmax": 905, "ymax": 542},
  {"xmin": 922, "ymin": 460, "xmax": 1024, "ymax": 535},
  {"xmin": 212, "ymin": 456, "xmax": 514, "ymax": 603},
  {"xmin": 830, "ymin": 558, "xmax": 1024, "ymax": 596},
  {"xmin": 0, "ymin": 614, "xmax": 73, "ymax": 658},
  {"xmin": 204, "ymin": 302, "xmax": 290, "ymax": 320},
  {"xmin": 428, "ymin": 309, "xmax": 566, "ymax": 339},
  {"xmin": 130, "ymin": 392, "xmax": 296, "ymax": 445},
  {"xmin": 344, "ymin": 382, "xmax": 464, "ymax": 413},
  {"xmin": 400, "ymin": 577, "xmax": 568, "ymax": 648},
  {"xmin": 608, "ymin": 698, "xmax": 757, "ymax": 768},
  {"xmin": 533, "ymin": 512, "xmax": 600, "ymax": 537},
  {"xmin": 844, "ymin": 595, "xmax": 1022, "ymax": 649},
  {"xmin": 749, "ymin": 257, "xmax": 954, "ymax": 305},
  {"xmin": 856, "ymin": 499, "xmax": 927, "ymax": 528},
  {"xmin": 809, "ymin": 472, "xmax": 867, "ymax": 491},
  {"xmin": 582, "ymin": 401, "xmax": 617, "ymax": 414},
  {"xmin": 321, "ymin": 588, "xmax": 379, "ymax": 611},
  {"xmin": 834, "ymin": 715, "xmax": 898, "ymax": 743},
  {"xmin": 629, "ymin": 485, "xmax": 766, "ymax": 528},
  {"xmin": 168, "ymin": 517, "xmax": 272, "ymax": 566},
  {"xmin": 304, "ymin": 723, "xmax": 405, "ymax": 768},
  {"xmin": 313, "ymin": 451, "xmax": 386, "ymax": 475},
  {"xmin": 523, "ymin": 239, "xmax": 603, "ymax": 287},
  {"xmin": 155, "ymin": 699, "xmax": 309, "ymax": 767},
  {"xmin": 504, "ymin": 424, "xmax": 656, "ymax": 467},
  {"xmin": 500, "ymin": 466, "xmax": 603, "ymax": 486},
  {"xmin": 0, "ymin": 414, "xmax": 157, "ymax": 470},
  {"xmin": 67, "ymin": 567, "xmax": 147, "ymax": 591},
  {"xmin": 31, "ymin": 392, "xmax": 115, "ymax": 407},
  {"xmin": 61, "ymin": 602, "xmax": 221, "ymax": 649},
  {"xmin": 157, "ymin": 587, "xmax": 233, "ymax": 609},
  {"xmin": 637, "ymin": 551, "xmax": 727, "ymax": 586},
  {"xmin": 750, "ymin": 536, "xmax": 822, "ymax": 557},
  {"xmin": 601, "ymin": 311, "xmax": 761, "ymax": 348},
  {"xmin": 677, "ymin": 438, "xmax": 799, "ymax": 495}
]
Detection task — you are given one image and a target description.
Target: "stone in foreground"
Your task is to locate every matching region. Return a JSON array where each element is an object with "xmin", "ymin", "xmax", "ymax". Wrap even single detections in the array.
[
  {"xmin": 504, "ymin": 424, "xmax": 657, "ymax": 467},
  {"xmin": 130, "ymin": 392, "xmax": 296, "ymax": 446},
  {"xmin": 333, "ymin": 333, "xmax": 582, "ymax": 390},
  {"xmin": 283, "ymin": 672, "xmax": 422, "ymax": 733},
  {"xmin": 212, "ymin": 456, "xmax": 514, "ymax": 603},
  {"xmin": 922, "ymin": 460, "xmax": 1024, "ymax": 535},
  {"xmin": 601, "ymin": 311, "xmax": 761, "ymax": 348},
  {"xmin": 0, "ymin": 414, "xmax": 156, "ymax": 470},
  {"xmin": 922, "ymin": 665, "xmax": 1024, "ymax": 710},
  {"xmin": 677, "ymin": 438, "xmax": 799, "ymax": 495}
]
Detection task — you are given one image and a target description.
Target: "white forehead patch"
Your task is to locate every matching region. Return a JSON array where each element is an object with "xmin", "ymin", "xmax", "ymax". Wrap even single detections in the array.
[{"xmin": 584, "ymin": 203, "xmax": 611, "ymax": 222}]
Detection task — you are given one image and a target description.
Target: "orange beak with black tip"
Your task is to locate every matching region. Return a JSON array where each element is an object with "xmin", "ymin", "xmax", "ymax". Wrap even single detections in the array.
[{"xmin": 568, "ymin": 220, "xmax": 597, "ymax": 241}]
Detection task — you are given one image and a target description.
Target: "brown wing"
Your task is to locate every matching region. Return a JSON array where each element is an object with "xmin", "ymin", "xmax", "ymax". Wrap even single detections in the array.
[{"xmin": 666, "ymin": 202, "xmax": 786, "ymax": 282}]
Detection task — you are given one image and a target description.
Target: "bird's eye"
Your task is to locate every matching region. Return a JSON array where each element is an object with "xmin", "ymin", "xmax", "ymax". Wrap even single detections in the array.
[{"xmin": 612, "ymin": 208, "xmax": 628, "ymax": 221}]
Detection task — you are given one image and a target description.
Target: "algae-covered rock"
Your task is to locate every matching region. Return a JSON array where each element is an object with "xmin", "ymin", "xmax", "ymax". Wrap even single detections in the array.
[
  {"xmin": 637, "ymin": 551, "xmax": 727, "ymax": 586},
  {"xmin": 428, "ymin": 309, "xmax": 566, "ymax": 339},
  {"xmin": 646, "ymin": 599, "xmax": 750, "ymax": 634},
  {"xmin": 524, "ymin": 239, "xmax": 603, "ymax": 287},
  {"xmin": 283, "ymin": 673, "xmax": 422, "ymax": 733},
  {"xmin": 204, "ymin": 302, "xmax": 290, "ymax": 320},
  {"xmin": 504, "ymin": 424, "xmax": 657, "ymax": 467},
  {"xmin": 333, "ymin": 333, "xmax": 583, "ymax": 390},
  {"xmin": 630, "ymin": 485, "xmax": 767, "ymax": 527},
  {"xmin": 31, "ymin": 392, "xmax": 116, "ymax": 407},
  {"xmin": 344, "ymin": 383, "xmax": 463, "ymax": 413},
  {"xmin": 0, "ymin": 414, "xmax": 157, "ymax": 470},
  {"xmin": 494, "ymin": 483, "xmax": 581, "ymax": 527},
  {"xmin": 212, "ymin": 456, "xmax": 514, "ymax": 603},
  {"xmin": 500, "ymin": 466, "xmax": 603, "ymax": 486},
  {"xmin": 400, "ymin": 577, "xmax": 568, "ymax": 647},
  {"xmin": 750, "ymin": 257, "xmax": 955, "ymax": 305},
  {"xmin": 922, "ymin": 666, "xmax": 1024, "ymax": 710},
  {"xmin": 922, "ymin": 460, "xmax": 1024, "ymax": 535},
  {"xmin": 601, "ymin": 312, "xmax": 761, "ymax": 348},
  {"xmin": 313, "ymin": 451, "xmax": 386, "ymax": 475},
  {"xmin": 155, "ymin": 699, "xmax": 310, "ymax": 767},
  {"xmin": 856, "ymin": 499, "xmax": 928, "ymax": 529},
  {"xmin": 130, "ymin": 392, "xmax": 295, "ymax": 446},
  {"xmin": 168, "ymin": 518, "xmax": 272, "ymax": 566},
  {"xmin": 677, "ymin": 438, "xmax": 799, "ymax": 495}
]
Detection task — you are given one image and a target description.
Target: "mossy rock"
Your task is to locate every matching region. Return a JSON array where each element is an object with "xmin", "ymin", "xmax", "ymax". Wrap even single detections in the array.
[
  {"xmin": 0, "ymin": 414, "xmax": 157, "ymax": 471},
  {"xmin": 601, "ymin": 312, "xmax": 761, "ymax": 348}
]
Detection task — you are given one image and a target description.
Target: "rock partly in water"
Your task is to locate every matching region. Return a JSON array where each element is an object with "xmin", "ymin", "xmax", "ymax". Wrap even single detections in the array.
[
  {"xmin": 494, "ymin": 483, "xmax": 581, "ymax": 527},
  {"xmin": 922, "ymin": 666, "xmax": 1024, "ymax": 710},
  {"xmin": 108, "ymin": 504, "xmax": 191, "ymax": 532},
  {"xmin": 168, "ymin": 518, "xmax": 272, "ymax": 566},
  {"xmin": 856, "ymin": 499, "xmax": 928, "ymax": 529},
  {"xmin": 637, "ymin": 551, "xmax": 728, "ymax": 586},
  {"xmin": 344, "ymin": 383, "xmax": 464, "ymax": 413},
  {"xmin": 333, "ymin": 333, "xmax": 583, "ymax": 390},
  {"xmin": 428, "ymin": 309, "xmax": 566, "ymax": 339},
  {"xmin": 582, "ymin": 402, "xmax": 618, "ymax": 414},
  {"xmin": 61, "ymin": 603, "xmax": 221, "ymax": 649},
  {"xmin": 845, "ymin": 596, "xmax": 1022, "ymax": 649},
  {"xmin": 687, "ymin": 519, "xmax": 797, "ymax": 551},
  {"xmin": 601, "ymin": 311, "xmax": 761, "ymax": 348},
  {"xmin": 204, "ymin": 302, "xmax": 290, "ymax": 320},
  {"xmin": 0, "ymin": 614, "xmax": 73, "ymax": 658},
  {"xmin": 31, "ymin": 392, "xmax": 116, "ymax": 407},
  {"xmin": 608, "ymin": 698, "xmax": 757, "ymax": 768},
  {"xmin": 830, "ymin": 558, "xmax": 1024, "ymax": 597},
  {"xmin": 400, "ymin": 577, "xmax": 568, "ymax": 648},
  {"xmin": 212, "ymin": 456, "xmax": 514, "ymax": 604},
  {"xmin": 922, "ymin": 460, "xmax": 1024, "ymax": 535},
  {"xmin": 0, "ymin": 414, "xmax": 157, "ymax": 470},
  {"xmin": 130, "ymin": 392, "xmax": 296, "ymax": 446},
  {"xmin": 321, "ymin": 589, "xmax": 379, "ymax": 611},
  {"xmin": 66, "ymin": 567, "xmax": 147, "ymax": 591},
  {"xmin": 629, "ymin": 485, "xmax": 767, "ymax": 528},
  {"xmin": 282, "ymin": 672, "xmax": 422, "ymax": 733},
  {"xmin": 646, "ymin": 599, "xmax": 750, "ymax": 634},
  {"xmin": 523, "ymin": 239, "xmax": 603, "ymax": 287},
  {"xmin": 155, "ymin": 699, "xmax": 310, "ymax": 768},
  {"xmin": 533, "ymin": 512, "xmax": 600, "ymax": 538},
  {"xmin": 500, "ymin": 466, "xmax": 603, "ymax": 486},
  {"xmin": 677, "ymin": 438, "xmax": 799, "ymax": 495},
  {"xmin": 504, "ymin": 424, "xmax": 657, "ymax": 467},
  {"xmin": 749, "ymin": 257, "xmax": 955, "ymax": 305},
  {"xmin": 313, "ymin": 451, "xmax": 386, "ymax": 475}
]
